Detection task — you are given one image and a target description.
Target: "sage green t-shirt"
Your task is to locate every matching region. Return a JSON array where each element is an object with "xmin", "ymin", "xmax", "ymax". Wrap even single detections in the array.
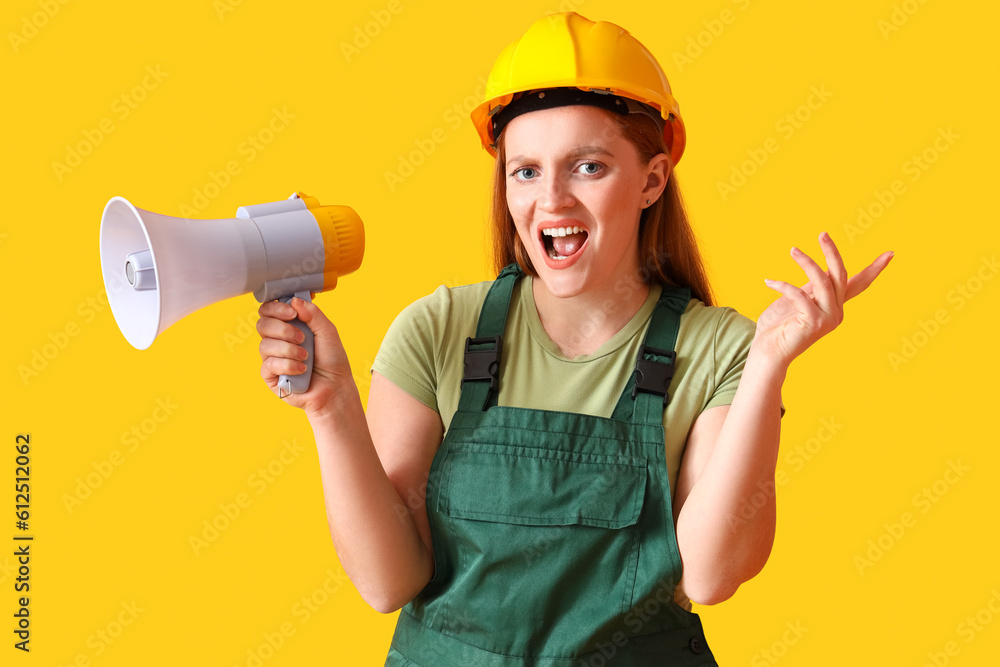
[{"xmin": 371, "ymin": 277, "xmax": 757, "ymax": 610}]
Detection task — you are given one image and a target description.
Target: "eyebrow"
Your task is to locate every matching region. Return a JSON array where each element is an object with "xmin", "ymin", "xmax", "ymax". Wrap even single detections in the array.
[{"xmin": 507, "ymin": 145, "xmax": 614, "ymax": 164}]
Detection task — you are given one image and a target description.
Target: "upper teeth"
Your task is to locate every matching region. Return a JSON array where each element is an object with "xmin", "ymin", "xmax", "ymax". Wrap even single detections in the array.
[{"xmin": 542, "ymin": 226, "xmax": 584, "ymax": 237}]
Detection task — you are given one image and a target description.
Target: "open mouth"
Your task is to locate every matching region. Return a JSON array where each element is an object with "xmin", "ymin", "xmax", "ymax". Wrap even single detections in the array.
[{"xmin": 541, "ymin": 226, "xmax": 589, "ymax": 260}]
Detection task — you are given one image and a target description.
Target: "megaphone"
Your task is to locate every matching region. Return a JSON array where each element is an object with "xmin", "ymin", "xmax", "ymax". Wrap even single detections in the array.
[{"xmin": 100, "ymin": 191, "xmax": 364, "ymax": 396}]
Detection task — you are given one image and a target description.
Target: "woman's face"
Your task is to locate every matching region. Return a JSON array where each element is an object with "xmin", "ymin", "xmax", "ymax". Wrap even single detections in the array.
[{"xmin": 503, "ymin": 105, "xmax": 667, "ymax": 300}]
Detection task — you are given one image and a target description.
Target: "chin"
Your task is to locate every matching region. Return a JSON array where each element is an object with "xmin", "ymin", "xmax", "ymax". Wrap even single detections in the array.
[{"xmin": 533, "ymin": 265, "xmax": 595, "ymax": 299}]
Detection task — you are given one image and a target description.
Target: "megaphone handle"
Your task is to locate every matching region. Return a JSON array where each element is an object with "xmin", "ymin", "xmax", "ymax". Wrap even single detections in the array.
[{"xmin": 277, "ymin": 291, "xmax": 314, "ymax": 398}]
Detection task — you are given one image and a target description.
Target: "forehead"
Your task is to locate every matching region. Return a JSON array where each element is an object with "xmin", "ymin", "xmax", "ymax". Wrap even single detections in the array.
[{"xmin": 502, "ymin": 105, "xmax": 629, "ymax": 157}]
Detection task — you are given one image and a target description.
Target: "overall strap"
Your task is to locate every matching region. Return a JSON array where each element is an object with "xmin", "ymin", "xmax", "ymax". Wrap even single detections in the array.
[
  {"xmin": 456, "ymin": 263, "xmax": 523, "ymax": 412},
  {"xmin": 611, "ymin": 285, "xmax": 691, "ymax": 426}
]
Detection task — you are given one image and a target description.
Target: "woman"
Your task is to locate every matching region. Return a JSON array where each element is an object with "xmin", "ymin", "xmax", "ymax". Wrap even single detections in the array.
[{"xmin": 256, "ymin": 12, "xmax": 891, "ymax": 666}]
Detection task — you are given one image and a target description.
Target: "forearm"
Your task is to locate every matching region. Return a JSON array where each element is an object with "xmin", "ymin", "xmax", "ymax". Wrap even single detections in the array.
[
  {"xmin": 675, "ymin": 346, "xmax": 786, "ymax": 603},
  {"xmin": 306, "ymin": 385, "xmax": 433, "ymax": 613}
]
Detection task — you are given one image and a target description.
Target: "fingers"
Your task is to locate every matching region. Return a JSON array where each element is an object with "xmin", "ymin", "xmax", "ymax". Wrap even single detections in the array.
[
  {"xmin": 769, "ymin": 235, "xmax": 892, "ymax": 313},
  {"xmin": 258, "ymin": 328, "xmax": 309, "ymax": 387},
  {"xmin": 259, "ymin": 335, "xmax": 308, "ymax": 365},
  {"xmin": 256, "ymin": 297, "xmax": 346, "ymax": 405},
  {"xmin": 260, "ymin": 351, "xmax": 307, "ymax": 382},
  {"xmin": 257, "ymin": 299, "xmax": 309, "ymax": 372},
  {"xmin": 258, "ymin": 295, "xmax": 343, "ymax": 371},
  {"xmin": 258, "ymin": 299, "xmax": 297, "ymax": 320},
  {"xmin": 258, "ymin": 297, "xmax": 333, "ymax": 339},
  {"xmin": 789, "ymin": 245, "xmax": 838, "ymax": 315},
  {"xmin": 818, "ymin": 231, "xmax": 848, "ymax": 306},
  {"xmin": 763, "ymin": 278, "xmax": 821, "ymax": 319},
  {"xmin": 257, "ymin": 313, "xmax": 305, "ymax": 349},
  {"xmin": 258, "ymin": 323, "xmax": 309, "ymax": 393},
  {"xmin": 786, "ymin": 233, "xmax": 869, "ymax": 315},
  {"xmin": 846, "ymin": 250, "xmax": 894, "ymax": 301}
]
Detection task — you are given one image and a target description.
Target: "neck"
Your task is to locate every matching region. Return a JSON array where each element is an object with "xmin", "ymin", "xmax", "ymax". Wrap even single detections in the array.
[{"xmin": 531, "ymin": 277, "xmax": 651, "ymax": 358}]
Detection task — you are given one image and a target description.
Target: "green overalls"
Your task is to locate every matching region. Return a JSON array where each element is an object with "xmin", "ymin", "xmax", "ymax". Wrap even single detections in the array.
[{"xmin": 387, "ymin": 265, "xmax": 718, "ymax": 666}]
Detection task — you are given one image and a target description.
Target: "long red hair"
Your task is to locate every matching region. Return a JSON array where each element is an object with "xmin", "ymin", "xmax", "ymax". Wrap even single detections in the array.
[{"xmin": 488, "ymin": 110, "xmax": 716, "ymax": 307}]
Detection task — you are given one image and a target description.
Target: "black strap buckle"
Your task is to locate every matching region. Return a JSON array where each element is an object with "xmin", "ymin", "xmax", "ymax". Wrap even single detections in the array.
[
  {"xmin": 631, "ymin": 344, "xmax": 677, "ymax": 406},
  {"xmin": 462, "ymin": 336, "xmax": 502, "ymax": 391}
]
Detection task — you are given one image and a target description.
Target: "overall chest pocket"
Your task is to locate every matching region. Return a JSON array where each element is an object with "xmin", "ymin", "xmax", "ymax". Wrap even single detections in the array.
[{"xmin": 433, "ymin": 442, "xmax": 648, "ymax": 657}]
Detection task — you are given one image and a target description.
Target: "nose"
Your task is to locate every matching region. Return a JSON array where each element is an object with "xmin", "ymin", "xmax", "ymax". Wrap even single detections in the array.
[{"xmin": 538, "ymin": 173, "xmax": 575, "ymax": 213}]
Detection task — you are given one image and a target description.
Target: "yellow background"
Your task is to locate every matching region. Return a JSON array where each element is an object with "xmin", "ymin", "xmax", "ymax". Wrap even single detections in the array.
[{"xmin": 3, "ymin": 0, "xmax": 998, "ymax": 664}]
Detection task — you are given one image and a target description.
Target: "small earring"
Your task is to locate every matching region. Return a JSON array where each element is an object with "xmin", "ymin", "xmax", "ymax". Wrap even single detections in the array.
[{"xmin": 646, "ymin": 199, "xmax": 651, "ymax": 205}]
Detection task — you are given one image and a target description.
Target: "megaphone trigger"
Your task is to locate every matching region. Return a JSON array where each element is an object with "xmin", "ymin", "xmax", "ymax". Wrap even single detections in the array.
[{"xmin": 277, "ymin": 291, "xmax": 315, "ymax": 398}]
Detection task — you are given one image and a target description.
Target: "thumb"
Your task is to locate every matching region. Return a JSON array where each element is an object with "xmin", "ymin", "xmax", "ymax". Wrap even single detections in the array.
[
  {"xmin": 287, "ymin": 296, "xmax": 352, "ymax": 386},
  {"xmin": 289, "ymin": 297, "xmax": 336, "ymax": 337}
]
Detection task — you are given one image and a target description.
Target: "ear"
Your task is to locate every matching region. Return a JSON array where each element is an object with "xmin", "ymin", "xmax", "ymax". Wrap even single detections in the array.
[{"xmin": 641, "ymin": 153, "xmax": 671, "ymax": 206}]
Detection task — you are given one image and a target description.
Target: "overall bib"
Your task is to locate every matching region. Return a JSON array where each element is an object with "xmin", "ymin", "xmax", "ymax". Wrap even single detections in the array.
[{"xmin": 387, "ymin": 266, "xmax": 719, "ymax": 666}]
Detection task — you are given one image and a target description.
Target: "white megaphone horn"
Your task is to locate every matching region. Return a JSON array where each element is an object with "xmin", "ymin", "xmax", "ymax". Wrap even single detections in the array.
[{"xmin": 100, "ymin": 191, "xmax": 364, "ymax": 397}]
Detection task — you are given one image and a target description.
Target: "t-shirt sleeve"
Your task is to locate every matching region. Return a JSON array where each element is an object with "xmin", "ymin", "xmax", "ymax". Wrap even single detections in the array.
[
  {"xmin": 370, "ymin": 285, "xmax": 453, "ymax": 413},
  {"xmin": 703, "ymin": 307, "xmax": 758, "ymax": 411}
]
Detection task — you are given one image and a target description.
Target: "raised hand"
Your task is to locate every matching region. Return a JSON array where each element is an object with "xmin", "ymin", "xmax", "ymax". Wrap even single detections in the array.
[{"xmin": 753, "ymin": 231, "xmax": 893, "ymax": 367}]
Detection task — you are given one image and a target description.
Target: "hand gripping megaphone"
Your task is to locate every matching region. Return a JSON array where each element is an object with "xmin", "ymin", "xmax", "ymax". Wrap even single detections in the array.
[{"xmin": 100, "ymin": 192, "xmax": 364, "ymax": 396}]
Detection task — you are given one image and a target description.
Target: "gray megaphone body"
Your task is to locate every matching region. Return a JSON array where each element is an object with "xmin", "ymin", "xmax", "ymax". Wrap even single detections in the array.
[{"xmin": 100, "ymin": 191, "xmax": 364, "ymax": 396}]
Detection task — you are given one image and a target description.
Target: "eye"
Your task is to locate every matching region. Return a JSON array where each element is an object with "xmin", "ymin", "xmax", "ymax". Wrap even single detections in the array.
[
  {"xmin": 575, "ymin": 162, "xmax": 604, "ymax": 176},
  {"xmin": 511, "ymin": 166, "xmax": 538, "ymax": 181}
]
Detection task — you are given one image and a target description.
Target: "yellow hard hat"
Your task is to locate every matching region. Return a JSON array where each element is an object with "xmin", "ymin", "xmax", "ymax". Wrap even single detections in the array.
[{"xmin": 471, "ymin": 12, "xmax": 686, "ymax": 165}]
